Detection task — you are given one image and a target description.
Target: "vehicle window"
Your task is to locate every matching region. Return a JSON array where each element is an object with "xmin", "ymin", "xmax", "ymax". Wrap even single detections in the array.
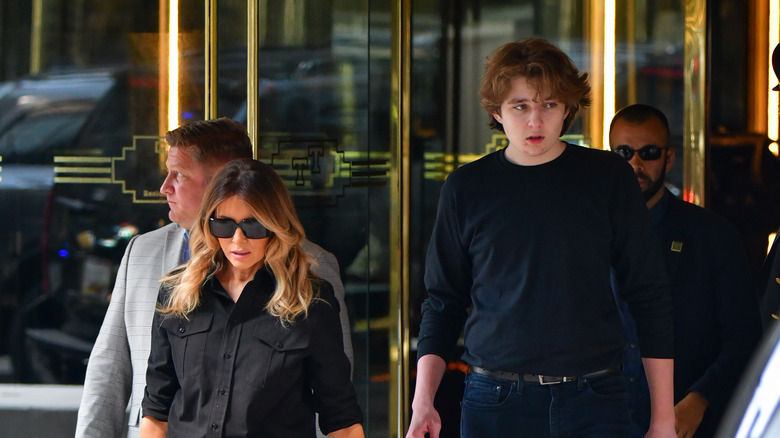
[{"xmin": 0, "ymin": 107, "xmax": 93, "ymax": 163}]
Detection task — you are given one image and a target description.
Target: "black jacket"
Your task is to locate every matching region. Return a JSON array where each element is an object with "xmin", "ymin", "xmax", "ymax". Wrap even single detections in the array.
[{"xmin": 142, "ymin": 266, "xmax": 362, "ymax": 437}]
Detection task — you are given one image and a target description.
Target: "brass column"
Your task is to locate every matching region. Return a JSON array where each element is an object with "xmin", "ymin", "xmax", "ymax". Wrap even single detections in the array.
[
  {"xmin": 247, "ymin": 0, "xmax": 260, "ymax": 158},
  {"xmin": 204, "ymin": 0, "xmax": 218, "ymax": 119},
  {"xmin": 683, "ymin": 0, "xmax": 707, "ymax": 205},
  {"xmin": 390, "ymin": 0, "xmax": 411, "ymax": 436}
]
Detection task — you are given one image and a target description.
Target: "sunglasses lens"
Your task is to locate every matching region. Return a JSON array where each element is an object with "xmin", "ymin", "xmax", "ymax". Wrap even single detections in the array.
[
  {"xmin": 240, "ymin": 219, "xmax": 269, "ymax": 239},
  {"xmin": 613, "ymin": 145, "xmax": 664, "ymax": 161},
  {"xmin": 209, "ymin": 218, "xmax": 237, "ymax": 238},
  {"xmin": 209, "ymin": 218, "xmax": 269, "ymax": 239},
  {"xmin": 638, "ymin": 146, "xmax": 662, "ymax": 160},
  {"xmin": 614, "ymin": 146, "xmax": 634, "ymax": 160}
]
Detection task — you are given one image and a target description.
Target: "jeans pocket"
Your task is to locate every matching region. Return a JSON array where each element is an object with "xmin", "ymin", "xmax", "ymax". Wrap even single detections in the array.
[
  {"xmin": 585, "ymin": 373, "xmax": 628, "ymax": 400},
  {"xmin": 462, "ymin": 373, "xmax": 513, "ymax": 408}
]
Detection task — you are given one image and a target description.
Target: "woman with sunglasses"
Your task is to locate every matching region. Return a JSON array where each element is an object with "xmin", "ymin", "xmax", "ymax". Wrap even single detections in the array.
[{"xmin": 140, "ymin": 158, "xmax": 364, "ymax": 438}]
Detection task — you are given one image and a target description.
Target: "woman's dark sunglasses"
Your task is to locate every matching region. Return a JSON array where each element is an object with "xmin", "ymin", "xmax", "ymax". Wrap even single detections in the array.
[
  {"xmin": 209, "ymin": 218, "xmax": 269, "ymax": 239},
  {"xmin": 613, "ymin": 145, "xmax": 667, "ymax": 161}
]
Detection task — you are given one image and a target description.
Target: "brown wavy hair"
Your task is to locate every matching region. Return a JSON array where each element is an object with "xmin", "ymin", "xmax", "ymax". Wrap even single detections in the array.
[
  {"xmin": 479, "ymin": 37, "xmax": 591, "ymax": 136},
  {"xmin": 159, "ymin": 159, "xmax": 314, "ymax": 324}
]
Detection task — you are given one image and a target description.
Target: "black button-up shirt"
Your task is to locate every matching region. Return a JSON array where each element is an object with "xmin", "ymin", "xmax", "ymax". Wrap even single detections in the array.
[{"xmin": 142, "ymin": 266, "xmax": 362, "ymax": 437}]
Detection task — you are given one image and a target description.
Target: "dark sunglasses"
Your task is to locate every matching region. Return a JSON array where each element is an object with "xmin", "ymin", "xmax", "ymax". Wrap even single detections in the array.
[
  {"xmin": 613, "ymin": 145, "xmax": 667, "ymax": 161},
  {"xmin": 208, "ymin": 217, "xmax": 269, "ymax": 239}
]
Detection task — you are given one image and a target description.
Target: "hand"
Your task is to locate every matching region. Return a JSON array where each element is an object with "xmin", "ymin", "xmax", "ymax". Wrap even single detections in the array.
[
  {"xmin": 139, "ymin": 416, "xmax": 167, "ymax": 438},
  {"xmin": 674, "ymin": 392, "xmax": 708, "ymax": 438},
  {"xmin": 406, "ymin": 402, "xmax": 441, "ymax": 438}
]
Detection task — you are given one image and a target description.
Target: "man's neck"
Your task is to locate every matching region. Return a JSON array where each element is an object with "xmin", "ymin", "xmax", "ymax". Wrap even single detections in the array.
[{"xmin": 646, "ymin": 187, "xmax": 666, "ymax": 210}]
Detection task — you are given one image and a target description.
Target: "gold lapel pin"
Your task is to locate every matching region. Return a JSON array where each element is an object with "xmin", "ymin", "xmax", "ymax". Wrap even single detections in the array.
[{"xmin": 670, "ymin": 241, "xmax": 683, "ymax": 252}]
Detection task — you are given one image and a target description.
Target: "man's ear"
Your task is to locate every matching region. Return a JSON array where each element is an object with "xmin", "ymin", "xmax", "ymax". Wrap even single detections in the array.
[
  {"xmin": 665, "ymin": 145, "xmax": 675, "ymax": 172},
  {"xmin": 492, "ymin": 111, "xmax": 503, "ymax": 124}
]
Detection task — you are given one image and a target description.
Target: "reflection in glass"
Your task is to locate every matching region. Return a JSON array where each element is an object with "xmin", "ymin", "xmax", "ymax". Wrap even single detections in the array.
[
  {"xmin": 615, "ymin": 0, "xmax": 684, "ymax": 192},
  {"xmin": 231, "ymin": 1, "xmax": 392, "ymax": 434},
  {"xmin": 0, "ymin": 0, "xmax": 189, "ymax": 384}
]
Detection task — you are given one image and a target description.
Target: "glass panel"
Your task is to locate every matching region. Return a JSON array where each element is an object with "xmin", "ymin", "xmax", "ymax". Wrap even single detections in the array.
[
  {"xmin": 0, "ymin": 0, "xmax": 202, "ymax": 384},
  {"xmin": 229, "ymin": 1, "xmax": 390, "ymax": 435},
  {"xmin": 216, "ymin": 0, "xmax": 248, "ymax": 119},
  {"xmin": 615, "ymin": 0, "xmax": 685, "ymax": 193}
]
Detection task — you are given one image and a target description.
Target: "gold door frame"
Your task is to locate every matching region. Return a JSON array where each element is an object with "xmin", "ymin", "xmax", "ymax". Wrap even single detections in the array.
[{"xmin": 390, "ymin": 0, "xmax": 412, "ymax": 436}]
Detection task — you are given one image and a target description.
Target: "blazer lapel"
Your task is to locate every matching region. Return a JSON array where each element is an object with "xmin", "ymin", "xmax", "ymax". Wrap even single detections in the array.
[{"xmin": 162, "ymin": 224, "xmax": 186, "ymax": 275}]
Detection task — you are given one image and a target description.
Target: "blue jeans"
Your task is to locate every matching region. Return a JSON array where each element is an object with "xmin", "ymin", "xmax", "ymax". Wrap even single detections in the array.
[{"xmin": 460, "ymin": 371, "xmax": 630, "ymax": 438}]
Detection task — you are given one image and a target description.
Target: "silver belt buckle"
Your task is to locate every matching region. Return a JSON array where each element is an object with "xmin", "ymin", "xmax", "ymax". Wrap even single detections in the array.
[{"xmin": 538, "ymin": 375, "xmax": 565, "ymax": 385}]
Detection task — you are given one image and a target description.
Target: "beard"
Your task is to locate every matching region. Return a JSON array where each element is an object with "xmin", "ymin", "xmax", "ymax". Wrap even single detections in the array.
[{"xmin": 638, "ymin": 166, "xmax": 666, "ymax": 201}]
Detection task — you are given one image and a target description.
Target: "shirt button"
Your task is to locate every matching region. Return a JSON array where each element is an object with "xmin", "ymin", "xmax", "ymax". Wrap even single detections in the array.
[
  {"xmin": 277, "ymin": 342, "xmax": 284, "ymax": 348},
  {"xmin": 219, "ymin": 389, "xmax": 226, "ymax": 395},
  {"xmin": 629, "ymin": 343, "xmax": 637, "ymax": 349},
  {"xmin": 224, "ymin": 353, "xmax": 231, "ymax": 359},
  {"xmin": 178, "ymin": 327, "xmax": 185, "ymax": 333},
  {"xmin": 211, "ymin": 423, "xmax": 219, "ymax": 430}
]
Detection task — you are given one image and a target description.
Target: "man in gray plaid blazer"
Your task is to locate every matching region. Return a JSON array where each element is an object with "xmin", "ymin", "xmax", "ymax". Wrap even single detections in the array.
[{"xmin": 75, "ymin": 118, "xmax": 353, "ymax": 437}]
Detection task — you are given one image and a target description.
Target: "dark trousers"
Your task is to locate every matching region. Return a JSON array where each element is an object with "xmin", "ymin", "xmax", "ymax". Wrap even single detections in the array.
[{"xmin": 460, "ymin": 371, "xmax": 630, "ymax": 438}]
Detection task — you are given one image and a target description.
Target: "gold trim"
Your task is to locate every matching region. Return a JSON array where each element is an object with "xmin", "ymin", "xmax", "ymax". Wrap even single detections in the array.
[
  {"xmin": 168, "ymin": 0, "xmax": 180, "ymax": 130},
  {"xmin": 158, "ymin": 0, "xmax": 169, "ymax": 137},
  {"xmin": 683, "ymin": 0, "xmax": 707, "ymax": 205},
  {"xmin": 30, "ymin": 0, "xmax": 42, "ymax": 73},
  {"xmin": 52, "ymin": 136, "xmax": 167, "ymax": 204},
  {"xmin": 586, "ymin": 0, "xmax": 605, "ymax": 149},
  {"xmin": 390, "ymin": 0, "xmax": 411, "ymax": 435},
  {"xmin": 53, "ymin": 167, "xmax": 112, "ymax": 174},
  {"xmin": 204, "ymin": 0, "xmax": 218, "ymax": 119},
  {"xmin": 748, "ymin": 0, "xmax": 769, "ymax": 134},
  {"xmin": 602, "ymin": 0, "xmax": 616, "ymax": 149},
  {"xmin": 247, "ymin": 0, "xmax": 259, "ymax": 158},
  {"xmin": 53, "ymin": 157, "xmax": 112, "ymax": 163},
  {"xmin": 53, "ymin": 177, "xmax": 113, "ymax": 184}
]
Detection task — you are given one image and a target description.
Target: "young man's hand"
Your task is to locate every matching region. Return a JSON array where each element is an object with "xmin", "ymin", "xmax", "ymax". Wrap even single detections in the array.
[
  {"xmin": 406, "ymin": 354, "xmax": 447, "ymax": 438},
  {"xmin": 406, "ymin": 403, "xmax": 442, "ymax": 438}
]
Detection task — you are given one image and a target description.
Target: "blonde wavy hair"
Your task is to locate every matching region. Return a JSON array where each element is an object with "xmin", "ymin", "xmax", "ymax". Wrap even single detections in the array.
[{"xmin": 159, "ymin": 159, "xmax": 314, "ymax": 324}]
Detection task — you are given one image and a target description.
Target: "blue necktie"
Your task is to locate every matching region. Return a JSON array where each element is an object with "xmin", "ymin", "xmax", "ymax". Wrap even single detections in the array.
[{"xmin": 180, "ymin": 231, "xmax": 190, "ymax": 264}]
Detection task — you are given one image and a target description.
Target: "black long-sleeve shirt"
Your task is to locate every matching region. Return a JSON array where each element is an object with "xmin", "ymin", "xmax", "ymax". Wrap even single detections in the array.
[
  {"xmin": 418, "ymin": 144, "xmax": 674, "ymax": 376},
  {"xmin": 142, "ymin": 266, "xmax": 362, "ymax": 437}
]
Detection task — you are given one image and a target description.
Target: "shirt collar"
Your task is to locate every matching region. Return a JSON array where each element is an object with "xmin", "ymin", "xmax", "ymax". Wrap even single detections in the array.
[{"xmin": 648, "ymin": 188, "xmax": 670, "ymax": 231}]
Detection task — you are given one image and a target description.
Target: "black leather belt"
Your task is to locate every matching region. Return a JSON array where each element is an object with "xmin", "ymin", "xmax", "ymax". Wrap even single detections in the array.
[{"xmin": 470, "ymin": 365, "xmax": 620, "ymax": 385}]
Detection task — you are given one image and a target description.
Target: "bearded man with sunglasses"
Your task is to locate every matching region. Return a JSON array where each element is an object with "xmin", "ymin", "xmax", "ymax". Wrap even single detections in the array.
[
  {"xmin": 609, "ymin": 104, "xmax": 762, "ymax": 437},
  {"xmin": 76, "ymin": 118, "xmax": 353, "ymax": 438}
]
